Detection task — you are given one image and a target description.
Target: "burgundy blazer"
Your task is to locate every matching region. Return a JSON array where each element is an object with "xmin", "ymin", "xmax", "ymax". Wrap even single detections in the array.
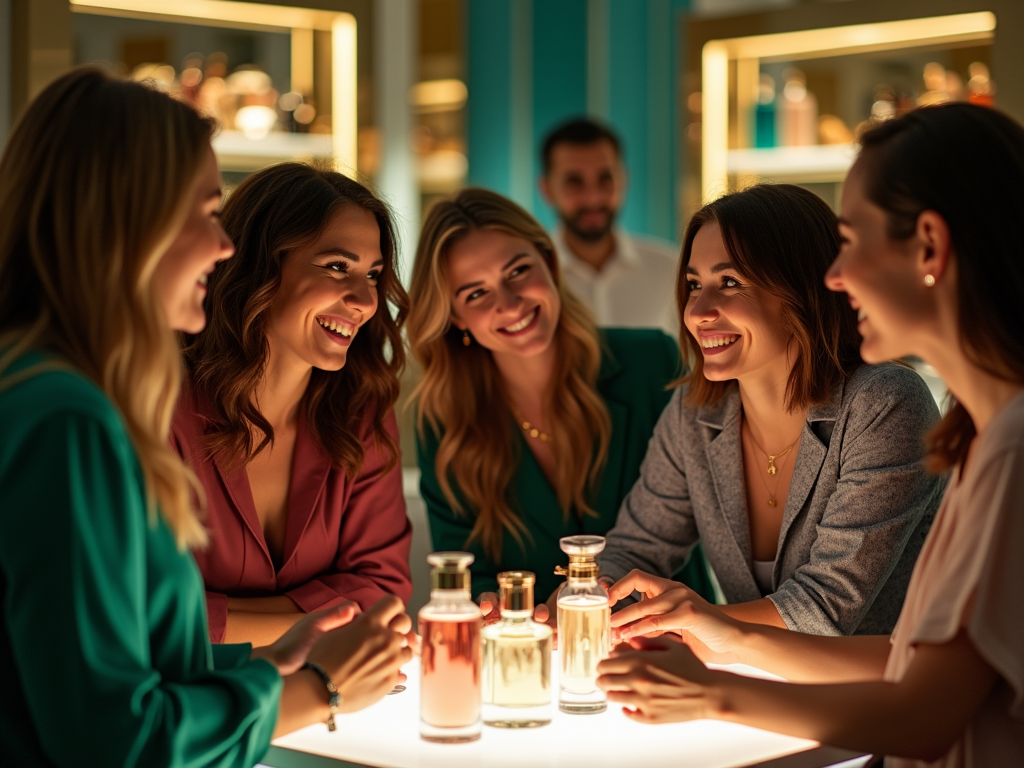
[{"xmin": 171, "ymin": 388, "xmax": 412, "ymax": 642}]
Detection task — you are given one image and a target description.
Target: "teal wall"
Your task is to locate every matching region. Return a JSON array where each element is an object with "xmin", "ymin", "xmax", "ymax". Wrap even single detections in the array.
[{"xmin": 466, "ymin": 0, "xmax": 690, "ymax": 243}]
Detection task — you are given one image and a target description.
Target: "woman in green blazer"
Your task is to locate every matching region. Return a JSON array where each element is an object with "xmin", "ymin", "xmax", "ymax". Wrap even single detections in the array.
[
  {"xmin": 0, "ymin": 68, "xmax": 411, "ymax": 768},
  {"xmin": 407, "ymin": 188, "xmax": 713, "ymax": 611}
]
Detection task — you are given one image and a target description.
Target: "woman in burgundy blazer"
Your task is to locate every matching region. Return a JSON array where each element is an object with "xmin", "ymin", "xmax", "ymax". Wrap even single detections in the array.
[
  {"xmin": 175, "ymin": 163, "xmax": 412, "ymax": 645},
  {"xmin": 172, "ymin": 392, "xmax": 411, "ymax": 644}
]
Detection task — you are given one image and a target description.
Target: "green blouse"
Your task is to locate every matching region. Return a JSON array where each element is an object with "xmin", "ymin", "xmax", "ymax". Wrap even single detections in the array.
[
  {"xmin": 418, "ymin": 328, "xmax": 714, "ymax": 603},
  {"xmin": 0, "ymin": 352, "xmax": 281, "ymax": 768}
]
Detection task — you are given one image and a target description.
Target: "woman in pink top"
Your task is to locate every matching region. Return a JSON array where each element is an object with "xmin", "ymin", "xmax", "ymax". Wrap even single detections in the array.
[
  {"xmin": 173, "ymin": 163, "xmax": 412, "ymax": 646},
  {"xmin": 592, "ymin": 103, "xmax": 1024, "ymax": 765}
]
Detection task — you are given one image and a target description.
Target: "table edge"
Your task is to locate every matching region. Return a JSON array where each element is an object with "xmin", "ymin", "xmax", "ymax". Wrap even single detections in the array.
[{"xmin": 261, "ymin": 743, "xmax": 870, "ymax": 768}]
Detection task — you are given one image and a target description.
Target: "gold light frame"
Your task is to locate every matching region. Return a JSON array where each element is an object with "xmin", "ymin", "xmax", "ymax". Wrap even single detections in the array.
[
  {"xmin": 70, "ymin": 0, "xmax": 358, "ymax": 173},
  {"xmin": 701, "ymin": 11, "xmax": 997, "ymax": 202}
]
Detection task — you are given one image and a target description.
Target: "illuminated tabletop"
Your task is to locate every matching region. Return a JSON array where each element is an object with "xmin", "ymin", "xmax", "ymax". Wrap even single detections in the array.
[{"xmin": 262, "ymin": 653, "xmax": 868, "ymax": 768}]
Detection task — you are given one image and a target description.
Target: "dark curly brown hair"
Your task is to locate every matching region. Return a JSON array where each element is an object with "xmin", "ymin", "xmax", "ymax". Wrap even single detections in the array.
[{"xmin": 184, "ymin": 162, "xmax": 408, "ymax": 476}]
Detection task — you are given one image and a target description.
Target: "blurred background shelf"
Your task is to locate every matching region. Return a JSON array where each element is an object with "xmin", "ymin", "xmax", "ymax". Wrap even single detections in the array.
[
  {"xmin": 682, "ymin": 0, "xmax": 1024, "ymax": 214},
  {"xmin": 726, "ymin": 144, "xmax": 857, "ymax": 183},
  {"xmin": 212, "ymin": 129, "xmax": 333, "ymax": 171}
]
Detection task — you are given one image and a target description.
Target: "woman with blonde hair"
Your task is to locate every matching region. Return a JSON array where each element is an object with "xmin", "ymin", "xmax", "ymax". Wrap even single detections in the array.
[
  {"xmin": 0, "ymin": 68, "xmax": 411, "ymax": 767},
  {"xmin": 408, "ymin": 187, "xmax": 713, "ymax": 611}
]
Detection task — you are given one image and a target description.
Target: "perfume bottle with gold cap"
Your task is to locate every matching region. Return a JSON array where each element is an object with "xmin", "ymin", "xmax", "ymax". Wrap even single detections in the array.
[
  {"xmin": 419, "ymin": 552, "xmax": 483, "ymax": 743},
  {"xmin": 482, "ymin": 571, "xmax": 553, "ymax": 728},
  {"xmin": 556, "ymin": 535, "xmax": 611, "ymax": 714}
]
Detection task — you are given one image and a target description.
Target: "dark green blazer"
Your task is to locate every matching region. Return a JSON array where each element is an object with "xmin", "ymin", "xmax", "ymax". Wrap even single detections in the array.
[{"xmin": 417, "ymin": 328, "xmax": 714, "ymax": 603}]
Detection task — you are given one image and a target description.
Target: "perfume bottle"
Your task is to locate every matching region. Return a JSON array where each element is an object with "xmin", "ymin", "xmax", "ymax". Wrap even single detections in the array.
[
  {"xmin": 754, "ymin": 73, "xmax": 777, "ymax": 148},
  {"xmin": 556, "ymin": 535, "xmax": 611, "ymax": 714},
  {"xmin": 482, "ymin": 571, "xmax": 553, "ymax": 728},
  {"xmin": 419, "ymin": 552, "xmax": 483, "ymax": 743}
]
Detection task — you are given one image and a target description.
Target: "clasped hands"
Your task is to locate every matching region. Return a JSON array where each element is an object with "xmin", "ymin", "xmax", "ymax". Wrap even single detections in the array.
[
  {"xmin": 484, "ymin": 570, "xmax": 747, "ymax": 724},
  {"xmin": 252, "ymin": 595, "xmax": 417, "ymax": 714}
]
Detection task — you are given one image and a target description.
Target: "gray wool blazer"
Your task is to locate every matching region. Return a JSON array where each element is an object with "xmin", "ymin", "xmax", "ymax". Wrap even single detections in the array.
[{"xmin": 601, "ymin": 362, "xmax": 946, "ymax": 636}]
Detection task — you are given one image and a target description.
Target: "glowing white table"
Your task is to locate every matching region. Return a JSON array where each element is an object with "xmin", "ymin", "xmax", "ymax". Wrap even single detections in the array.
[{"xmin": 262, "ymin": 654, "xmax": 868, "ymax": 768}]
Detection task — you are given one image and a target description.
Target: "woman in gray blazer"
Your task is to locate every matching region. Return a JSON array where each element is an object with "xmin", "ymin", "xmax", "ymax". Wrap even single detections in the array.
[{"xmin": 601, "ymin": 184, "xmax": 944, "ymax": 636}]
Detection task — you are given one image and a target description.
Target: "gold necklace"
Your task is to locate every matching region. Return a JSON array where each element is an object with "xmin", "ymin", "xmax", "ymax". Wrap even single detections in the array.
[
  {"xmin": 744, "ymin": 424, "xmax": 800, "ymax": 476},
  {"xmin": 510, "ymin": 403, "xmax": 552, "ymax": 443},
  {"xmin": 744, "ymin": 423, "xmax": 800, "ymax": 508}
]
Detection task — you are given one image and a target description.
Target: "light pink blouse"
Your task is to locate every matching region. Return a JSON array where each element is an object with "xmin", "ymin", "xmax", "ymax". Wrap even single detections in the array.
[{"xmin": 884, "ymin": 391, "xmax": 1024, "ymax": 767}]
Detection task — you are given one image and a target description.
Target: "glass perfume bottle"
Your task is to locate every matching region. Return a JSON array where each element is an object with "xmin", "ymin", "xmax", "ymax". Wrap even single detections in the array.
[
  {"xmin": 482, "ymin": 571, "xmax": 553, "ymax": 728},
  {"xmin": 754, "ymin": 73, "xmax": 777, "ymax": 148},
  {"xmin": 419, "ymin": 552, "xmax": 483, "ymax": 743},
  {"xmin": 556, "ymin": 535, "xmax": 611, "ymax": 714}
]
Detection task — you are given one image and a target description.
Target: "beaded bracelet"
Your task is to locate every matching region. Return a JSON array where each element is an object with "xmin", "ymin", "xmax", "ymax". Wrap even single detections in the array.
[{"xmin": 302, "ymin": 661, "xmax": 342, "ymax": 731}]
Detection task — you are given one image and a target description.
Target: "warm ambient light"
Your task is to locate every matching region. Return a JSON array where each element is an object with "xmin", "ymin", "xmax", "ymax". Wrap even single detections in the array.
[
  {"xmin": 700, "ymin": 11, "xmax": 997, "ymax": 203},
  {"xmin": 410, "ymin": 79, "xmax": 468, "ymax": 111},
  {"xmin": 70, "ymin": 0, "xmax": 358, "ymax": 173}
]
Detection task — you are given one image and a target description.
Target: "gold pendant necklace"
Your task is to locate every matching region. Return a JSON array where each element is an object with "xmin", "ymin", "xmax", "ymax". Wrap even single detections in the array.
[
  {"xmin": 744, "ymin": 423, "xmax": 800, "ymax": 508},
  {"xmin": 745, "ymin": 426, "xmax": 799, "ymax": 476},
  {"xmin": 510, "ymin": 403, "xmax": 553, "ymax": 443}
]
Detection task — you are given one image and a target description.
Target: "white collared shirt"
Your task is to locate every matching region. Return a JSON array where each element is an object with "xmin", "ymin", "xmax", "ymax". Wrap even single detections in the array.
[{"xmin": 551, "ymin": 226, "xmax": 680, "ymax": 335}]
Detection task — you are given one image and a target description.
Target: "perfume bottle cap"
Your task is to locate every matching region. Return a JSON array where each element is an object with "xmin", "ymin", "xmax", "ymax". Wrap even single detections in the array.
[
  {"xmin": 559, "ymin": 535, "xmax": 606, "ymax": 557},
  {"xmin": 558, "ymin": 536, "xmax": 604, "ymax": 579},
  {"xmin": 496, "ymin": 571, "xmax": 535, "ymax": 613},
  {"xmin": 427, "ymin": 551, "xmax": 474, "ymax": 591}
]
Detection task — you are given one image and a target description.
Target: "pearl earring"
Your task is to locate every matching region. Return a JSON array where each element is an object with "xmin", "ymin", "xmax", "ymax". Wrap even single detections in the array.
[{"xmin": 923, "ymin": 274, "xmax": 936, "ymax": 287}]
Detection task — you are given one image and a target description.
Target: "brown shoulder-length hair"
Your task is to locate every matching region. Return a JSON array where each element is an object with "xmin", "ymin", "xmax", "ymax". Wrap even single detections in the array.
[
  {"xmin": 677, "ymin": 183, "xmax": 861, "ymax": 410},
  {"xmin": 184, "ymin": 162, "xmax": 408, "ymax": 475},
  {"xmin": 407, "ymin": 187, "xmax": 611, "ymax": 563},
  {"xmin": 856, "ymin": 104, "xmax": 1024, "ymax": 471}
]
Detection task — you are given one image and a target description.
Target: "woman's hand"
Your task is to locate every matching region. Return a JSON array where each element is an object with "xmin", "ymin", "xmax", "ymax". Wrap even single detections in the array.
[
  {"xmin": 478, "ymin": 592, "xmax": 501, "ymax": 625},
  {"xmin": 597, "ymin": 636, "xmax": 720, "ymax": 724},
  {"xmin": 306, "ymin": 595, "xmax": 415, "ymax": 713},
  {"xmin": 608, "ymin": 570, "xmax": 743, "ymax": 663},
  {"xmin": 251, "ymin": 602, "xmax": 360, "ymax": 675}
]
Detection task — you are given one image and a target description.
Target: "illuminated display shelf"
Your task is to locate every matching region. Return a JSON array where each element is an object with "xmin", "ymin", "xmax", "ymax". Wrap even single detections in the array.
[
  {"xmin": 726, "ymin": 145, "xmax": 857, "ymax": 184},
  {"xmin": 212, "ymin": 130, "xmax": 333, "ymax": 172},
  {"xmin": 264, "ymin": 653, "xmax": 867, "ymax": 768},
  {"xmin": 70, "ymin": 0, "xmax": 358, "ymax": 174},
  {"xmin": 700, "ymin": 10, "xmax": 997, "ymax": 201}
]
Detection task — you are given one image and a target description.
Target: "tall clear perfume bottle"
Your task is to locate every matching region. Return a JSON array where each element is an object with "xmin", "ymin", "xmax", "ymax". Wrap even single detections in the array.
[
  {"xmin": 482, "ymin": 571, "xmax": 553, "ymax": 728},
  {"xmin": 556, "ymin": 535, "xmax": 611, "ymax": 714},
  {"xmin": 419, "ymin": 552, "xmax": 483, "ymax": 743}
]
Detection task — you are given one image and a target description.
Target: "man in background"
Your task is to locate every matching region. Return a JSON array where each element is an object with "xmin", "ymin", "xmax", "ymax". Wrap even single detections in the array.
[{"xmin": 540, "ymin": 117, "xmax": 679, "ymax": 334}]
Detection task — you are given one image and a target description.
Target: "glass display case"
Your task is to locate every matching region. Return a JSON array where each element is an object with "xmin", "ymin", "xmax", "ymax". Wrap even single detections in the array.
[
  {"xmin": 682, "ymin": 1, "xmax": 1024, "ymax": 214},
  {"xmin": 70, "ymin": 0, "xmax": 358, "ymax": 184}
]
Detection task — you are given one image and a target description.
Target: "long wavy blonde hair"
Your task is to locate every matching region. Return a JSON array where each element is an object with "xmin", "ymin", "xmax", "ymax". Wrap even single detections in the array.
[
  {"xmin": 0, "ymin": 67, "xmax": 214, "ymax": 549},
  {"xmin": 408, "ymin": 188, "xmax": 611, "ymax": 562}
]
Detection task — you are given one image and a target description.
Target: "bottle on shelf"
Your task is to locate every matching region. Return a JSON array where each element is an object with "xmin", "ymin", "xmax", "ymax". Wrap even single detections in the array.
[
  {"xmin": 482, "ymin": 571, "xmax": 553, "ymax": 728},
  {"xmin": 754, "ymin": 73, "xmax": 777, "ymax": 148},
  {"xmin": 779, "ymin": 68, "xmax": 817, "ymax": 147},
  {"xmin": 419, "ymin": 552, "xmax": 483, "ymax": 743},
  {"xmin": 918, "ymin": 62, "xmax": 951, "ymax": 107},
  {"xmin": 968, "ymin": 62, "xmax": 995, "ymax": 107},
  {"xmin": 556, "ymin": 535, "xmax": 611, "ymax": 714}
]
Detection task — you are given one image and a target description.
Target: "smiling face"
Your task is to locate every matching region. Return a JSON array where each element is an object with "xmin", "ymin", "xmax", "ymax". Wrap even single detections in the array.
[
  {"xmin": 683, "ymin": 221, "xmax": 793, "ymax": 385},
  {"xmin": 445, "ymin": 228, "xmax": 561, "ymax": 361},
  {"xmin": 155, "ymin": 144, "xmax": 234, "ymax": 333},
  {"xmin": 826, "ymin": 160, "xmax": 932, "ymax": 363},
  {"xmin": 541, "ymin": 140, "xmax": 625, "ymax": 242},
  {"xmin": 266, "ymin": 204, "xmax": 382, "ymax": 373}
]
